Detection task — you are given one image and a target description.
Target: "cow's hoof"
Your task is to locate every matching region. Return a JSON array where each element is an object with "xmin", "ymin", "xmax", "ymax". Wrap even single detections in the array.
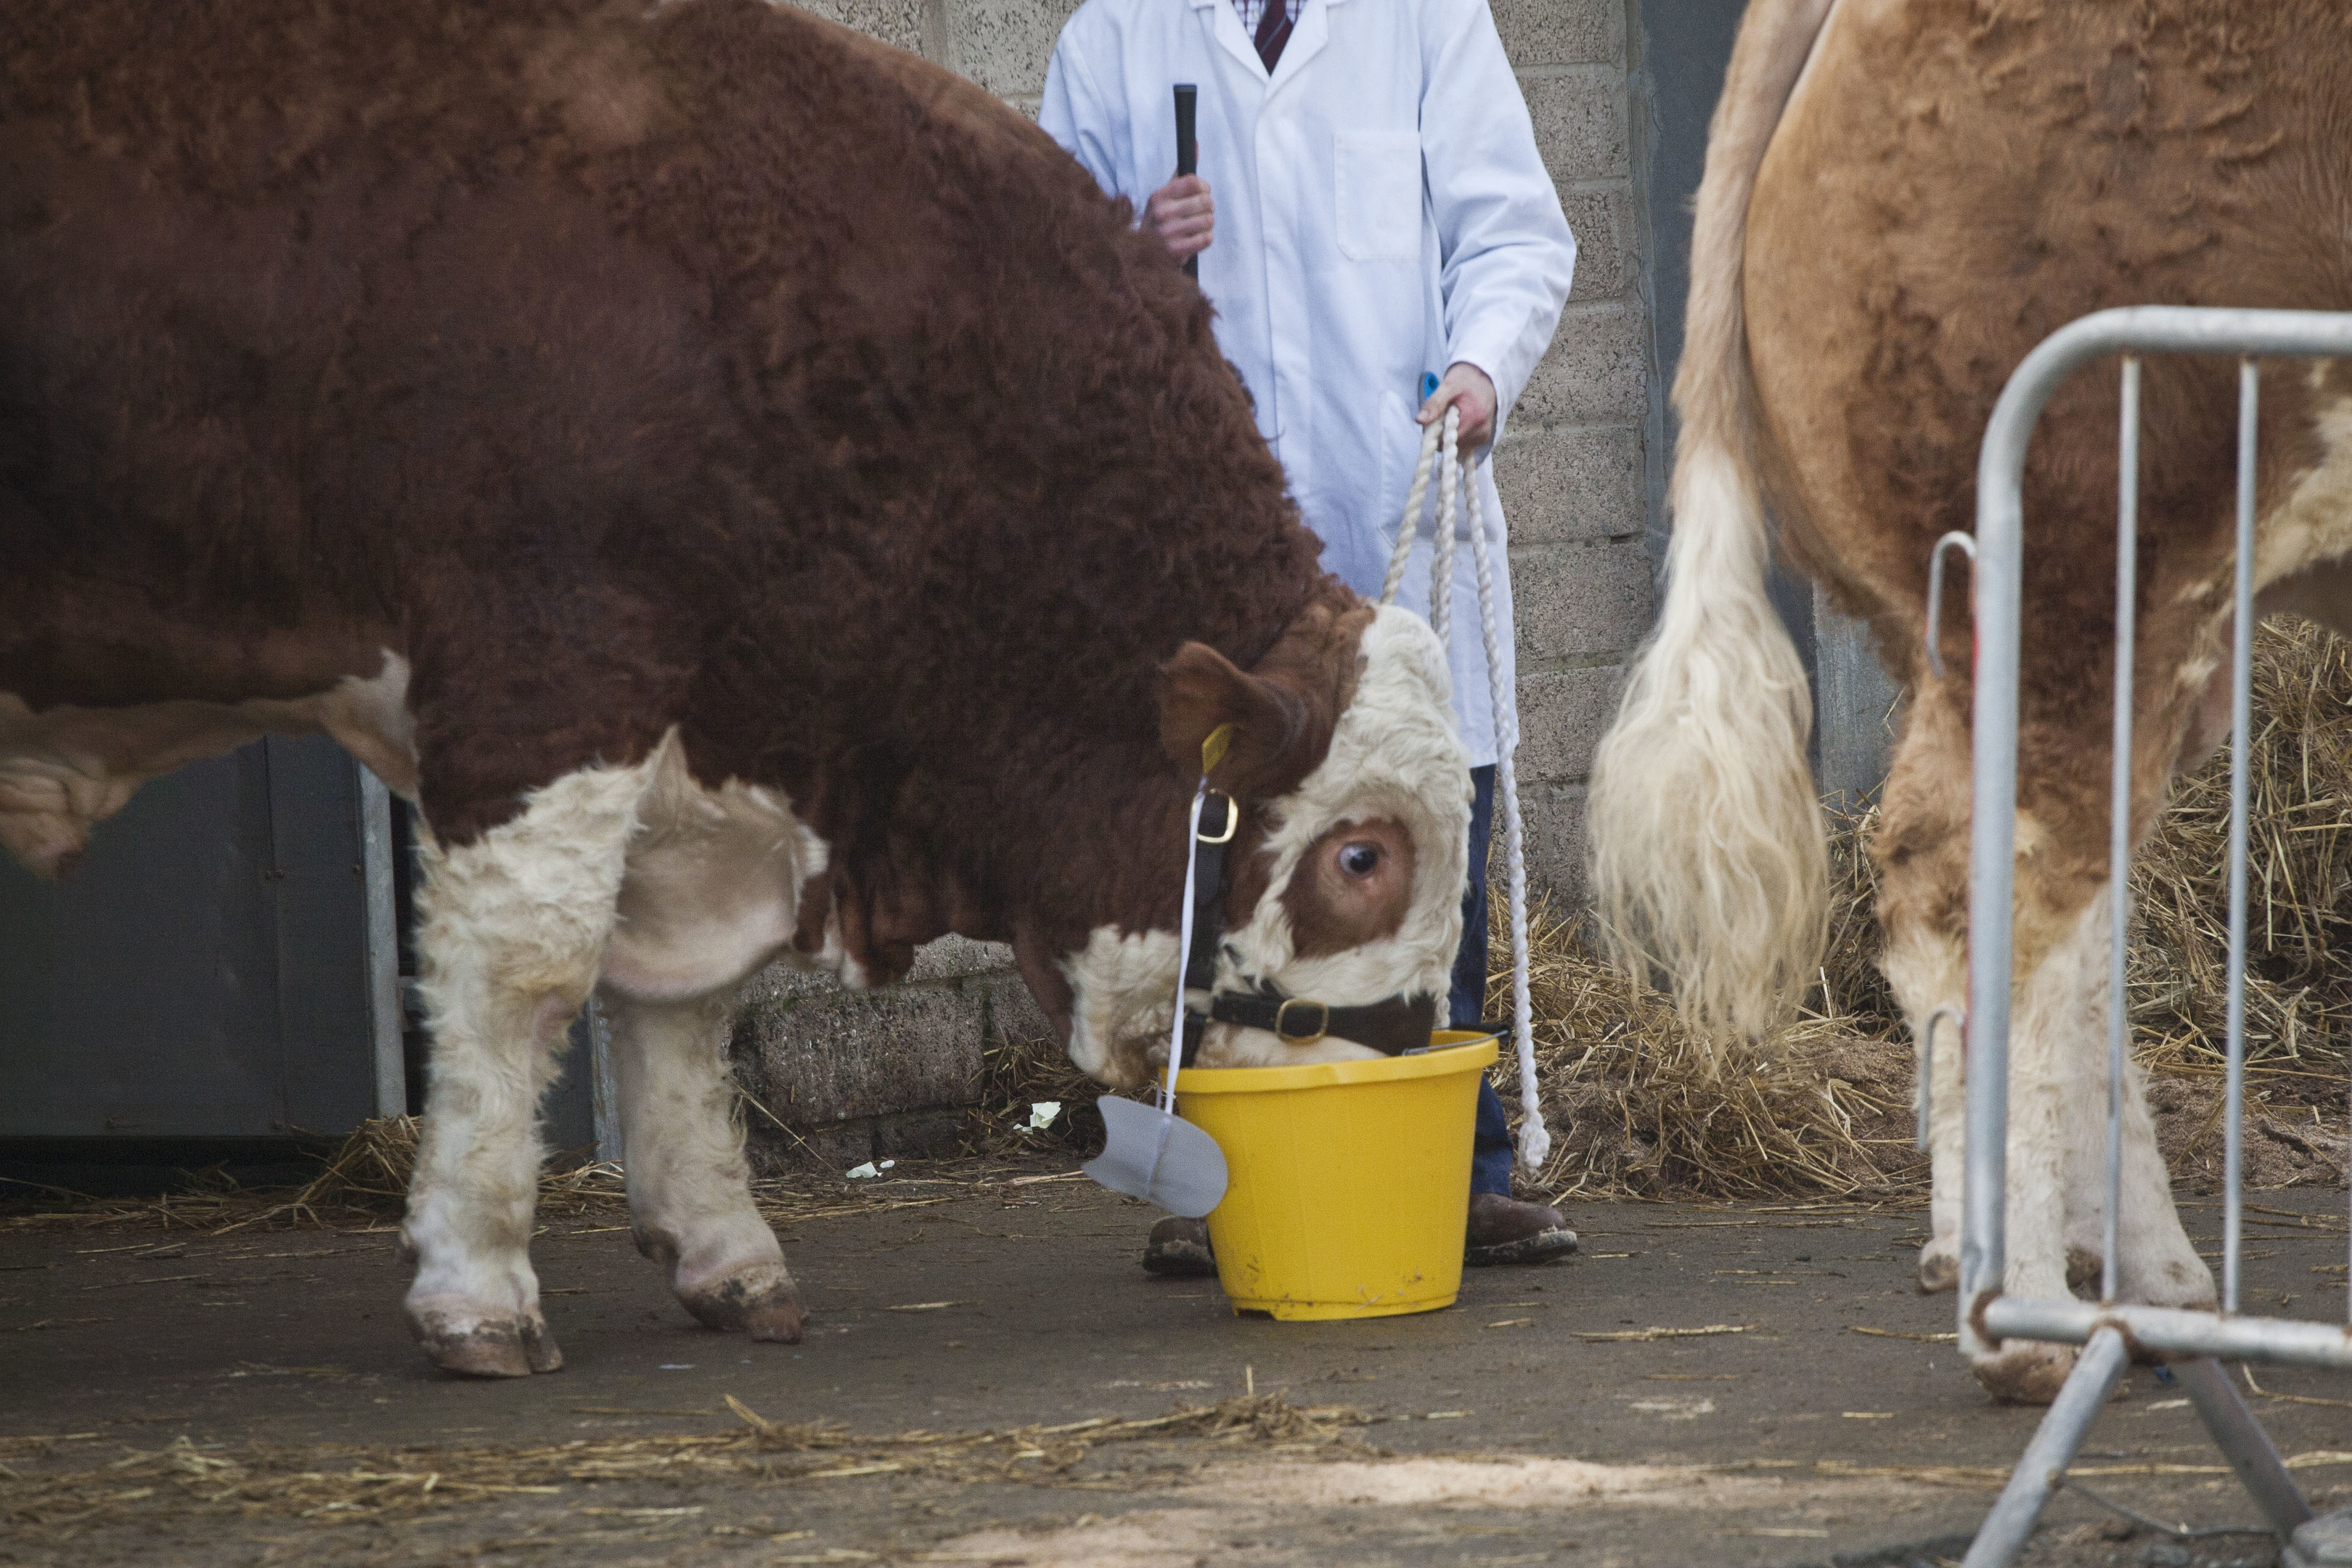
[
  {"xmin": 746, "ymin": 1301, "xmax": 807, "ymax": 1343},
  {"xmin": 2065, "ymin": 1246, "xmax": 2101, "ymax": 1291},
  {"xmin": 2130, "ymin": 1257, "xmax": 2217, "ymax": 1310},
  {"xmin": 1916, "ymin": 1246, "xmax": 1959, "ymax": 1294},
  {"xmin": 412, "ymin": 1312, "xmax": 565, "ymax": 1378},
  {"xmin": 1972, "ymin": 1340, "xmax": 2075, "ymax": 1405},
  {"xmin": 680, "ymin": 1262, "xmax": 804, "ymax": 1343}
]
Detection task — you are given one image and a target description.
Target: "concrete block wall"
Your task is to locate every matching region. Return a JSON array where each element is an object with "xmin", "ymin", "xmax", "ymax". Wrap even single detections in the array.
[
  {"xmin": 1492, "ymin": 0, "xmax": 1654, "ymax": 900},
  {"xmin": 729, "ymin": 936, "xmax": 1051, "ymax": 1172},
  {"xmin": 732, "ymin": 0, "xmax": 1659, "ymax": 1161}
]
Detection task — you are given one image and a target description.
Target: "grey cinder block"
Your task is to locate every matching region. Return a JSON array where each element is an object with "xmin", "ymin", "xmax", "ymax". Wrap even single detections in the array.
[
  {"xmin": 1493, "ymin": 423, "xmax": 1644, "ymax": 546},
  {"xmin": 946, "ymin": 0, "xmax": 1087, "ymax": 97},
  {"xmin": 1512, "ymin": 663, "xmax": 1627, "ymax": 783},
  {"xmin": 1516, "ymin": 781, "xmax": 1592, "ymax": 906},
  {"xmin": 735, "ymin": 983, "xmax": 986, "ymax": 1130},
  {"xmin": 1516, "ymin": 300, "xmax": 1649, "ymax": 428},
  {"xmin": 1521, "ymin": 66, "xmax": 1630, "ymax": 185},
  {"xmin": 1509, "ymin": 539, "xmax": 1656, "ymax": 663},
  {"xmin": 791, "ymin": 0, "xmax": 931, "ymax": 58},
  {"xmin": 1493, "ymin": 0, "xmax": 1625, "ymax": 68},
  {"xmin": 1559, "ymin": 183, "xmax": 1637, "ymax": 304}
]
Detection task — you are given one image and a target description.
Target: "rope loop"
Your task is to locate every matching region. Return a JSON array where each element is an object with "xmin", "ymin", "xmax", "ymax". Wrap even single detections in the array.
[{"xmin": 1382, "ymin": 407, "xmax": 1551, "ymax": 1175}]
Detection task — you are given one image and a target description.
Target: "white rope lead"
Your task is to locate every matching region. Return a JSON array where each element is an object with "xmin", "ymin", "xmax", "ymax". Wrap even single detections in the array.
[
  {"xmin": 1382, "ymin": 411, "xmax": 1551, "ymax": 1175},
  {"xmin": 1380, "ymin": 420, "xmax": 1442, "ymax": 606},
  {"xmin": 1429, "ymin": 413, "xmax": 1460, "ymax": 652}
]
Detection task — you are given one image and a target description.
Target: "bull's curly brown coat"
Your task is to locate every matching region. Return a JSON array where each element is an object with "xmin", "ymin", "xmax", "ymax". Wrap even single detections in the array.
[
  {"xmin": 2, "ymin": 0, "xmax": 1479, "ymax": 1374},
  {"xmin": 0, "ymin": 0, "xmax": 1364, "ymax": 992}
]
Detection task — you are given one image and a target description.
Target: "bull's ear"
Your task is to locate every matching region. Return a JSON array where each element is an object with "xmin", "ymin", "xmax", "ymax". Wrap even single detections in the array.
[{"xmin": 1157, "ymin": 641, "xmax": 1321, "ymax": 799}]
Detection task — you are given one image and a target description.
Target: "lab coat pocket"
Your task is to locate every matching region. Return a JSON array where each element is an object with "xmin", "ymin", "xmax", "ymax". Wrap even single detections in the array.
[{"xmin": 1335, "ymin": 131, "xmax": 1422, "ymax": 262}]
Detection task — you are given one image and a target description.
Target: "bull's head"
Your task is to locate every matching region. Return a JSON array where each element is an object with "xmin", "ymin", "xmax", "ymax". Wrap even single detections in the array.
[{"xmin": 1046, "ymin": 597, "xmax": 1472, "ymax": 1087}]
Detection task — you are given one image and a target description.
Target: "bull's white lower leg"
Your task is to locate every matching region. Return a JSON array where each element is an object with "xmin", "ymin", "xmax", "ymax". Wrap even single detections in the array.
[
  {"xmin": 1972, "ymin": 897, "xmax": 2119, "ymax": 1402},
  {"xmin": 401, "ymin": 762, "xmax": 647, "ymax": 1377},
  {"xmin": 604, "ymin": 990, "xmax": 803, "ymax": 1342}
]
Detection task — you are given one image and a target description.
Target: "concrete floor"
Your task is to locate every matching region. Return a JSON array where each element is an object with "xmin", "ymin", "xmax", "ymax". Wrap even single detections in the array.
[{"xmin": 2, "ymin": 1167, "xmax": 2347, "ymax": 1567}]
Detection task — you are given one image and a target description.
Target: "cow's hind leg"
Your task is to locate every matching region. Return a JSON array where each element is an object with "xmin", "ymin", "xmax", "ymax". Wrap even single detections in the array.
[
  {"xmin": 1875, "ymin": 693, "xmax": 2082, "ymax": 1402},
  {"xmin": 1967, "ymin": 869, "xmax": 2205, "ymax": 1396},
  {"xmin": 1882, "ymin": 917, "xmax": 1964, "ymax": 1296},
  {"xmin": 2055, "ymin": 902, "xmax": 2210, "ymax": 1310},
  {"xmin": 400, "ymin": 764, "xmax": 645, "ymax": 1377},
  {"xmin": 1872, "ymin": 693, "xmax": 1970, "ymax": 1297},
  {"xmin": 603, "ymin": 990, "xmax": 803, "ymax": 1342}
]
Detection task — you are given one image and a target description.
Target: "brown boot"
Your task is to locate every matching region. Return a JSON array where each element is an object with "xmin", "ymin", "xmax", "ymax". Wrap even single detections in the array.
[
  {"xmin": 1464, "ymin": 1192, "xmax": 1577, "ymax": 1267},
  {"xmin": 1141, "ymin": 1215, "xmax": 1217, "ymax": 1278}
]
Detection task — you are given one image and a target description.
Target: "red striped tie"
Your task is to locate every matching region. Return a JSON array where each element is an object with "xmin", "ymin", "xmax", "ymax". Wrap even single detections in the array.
[{"xmin": 1253, "ymin": 0, "xmax": 1292, "ymax": 71}]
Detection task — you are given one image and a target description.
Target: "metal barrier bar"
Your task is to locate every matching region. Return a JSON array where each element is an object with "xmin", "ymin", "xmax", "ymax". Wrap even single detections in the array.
[
  {"xmin": 2103, "ymin": 357, "xmax": 2139, "ymax": 1309},
  {"xmin": 1965, "ymin": 306, "xmax": 2352, "ymax": 1352},
  {"xmin": 2223, "ymin": 359, "xmax": 2259, "ymax": 1315},
  {"xmin": 2166, "ymin": 1358, "xmax": 2315, "ymax": 1538},
  {"xmin": 1982, "ymin": 1295, "xmax": 2352, "ymax": 1369},
  {"xmin": 1958, "ymin": 1327, "xmax": 2133, "ymax": 1568},
  {"xmin": 1964, "ymin": 308, "xmax": 2352, "ymax": 1568},
  {"xmin": 1919, "ymin": 1005, "xmax": 1961, "ymax": 1151}
]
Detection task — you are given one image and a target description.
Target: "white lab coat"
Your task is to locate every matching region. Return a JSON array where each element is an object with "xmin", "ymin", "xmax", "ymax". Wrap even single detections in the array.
[{"xmin": 1039, "ymin": 0, "xmax": 1575, "ymax": 766}]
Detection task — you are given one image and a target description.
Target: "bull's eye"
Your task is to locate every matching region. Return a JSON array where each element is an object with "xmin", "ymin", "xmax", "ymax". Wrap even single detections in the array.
[{"xmin": 1337, "ymin": 841, "xmax": 1382, "ymax": 878}]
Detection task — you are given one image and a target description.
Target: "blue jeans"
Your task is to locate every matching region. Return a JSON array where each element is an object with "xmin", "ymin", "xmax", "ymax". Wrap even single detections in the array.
[{"xmin": 1452, "ymin": 766, "xmax": 1515, "ymax": 1198}]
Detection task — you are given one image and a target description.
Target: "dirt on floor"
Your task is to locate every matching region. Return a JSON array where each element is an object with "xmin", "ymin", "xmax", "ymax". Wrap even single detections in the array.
[{"xmin": 3, "ymin": 1159, "xmax": 2348, "ymax": 1568}]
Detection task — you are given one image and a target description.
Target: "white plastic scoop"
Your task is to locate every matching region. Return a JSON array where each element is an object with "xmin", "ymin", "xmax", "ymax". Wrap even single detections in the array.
[{"xmin": 1083, "ymin": 786, "xmax": 1231, "ymax": 1217}]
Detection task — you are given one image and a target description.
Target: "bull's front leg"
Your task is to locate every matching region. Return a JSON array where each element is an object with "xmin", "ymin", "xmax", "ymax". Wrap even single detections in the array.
[
  {"xmin": 603, "ymin": 990, "xmax": 803, "ymax": 1342},
  {"xmin": 400, "ymin": 766, "xmax": 645, "ymax": 1377}
]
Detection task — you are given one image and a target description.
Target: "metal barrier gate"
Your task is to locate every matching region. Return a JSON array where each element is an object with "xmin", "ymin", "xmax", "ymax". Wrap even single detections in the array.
[{"xmin": 1956, "ymin": 306, "xmax": 2352, "ymax": 1567}]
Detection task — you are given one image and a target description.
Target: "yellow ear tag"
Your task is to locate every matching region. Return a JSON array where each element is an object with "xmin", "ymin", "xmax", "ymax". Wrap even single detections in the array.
[{"xmin": 1200, "ymin": 723, "xmax": 1236, "ymax": 777}]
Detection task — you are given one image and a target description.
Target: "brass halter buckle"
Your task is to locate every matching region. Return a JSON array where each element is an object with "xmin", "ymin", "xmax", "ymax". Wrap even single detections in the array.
[
  {"xmin": 1196, "ymin": 789, "xmax": 1238, "ymax": 845},
  {"xmin": 1274, "ymin": 997, "xmax": 1329, "ymax": 1045}
]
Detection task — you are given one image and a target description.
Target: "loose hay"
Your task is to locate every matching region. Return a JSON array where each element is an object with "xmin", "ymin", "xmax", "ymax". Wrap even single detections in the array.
[
  {"xmin": 0, "ymin": 1392, "xmax": 1374, "ymax": 1532},
  {"xmin": 1504, "ymin": 862, "xmax": 1927, "ymax": 1203},
  {"xmin": 963, "ymin": 1032, "xmax": 1114, "ymax": 1160},
  {"xmin": 2135, "ymin": 622, "xmax": 2352, "ymax": 1073},
  {"xmin": 0, "ymin": 1119, "xmax": 1049, "ymax": 1239}
]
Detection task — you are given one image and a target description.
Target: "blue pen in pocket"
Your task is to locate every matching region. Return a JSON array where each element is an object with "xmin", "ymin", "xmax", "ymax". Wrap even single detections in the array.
[{"xmin": 1420, "ymin": 371, "xmax": 1440, "ymax": 402}]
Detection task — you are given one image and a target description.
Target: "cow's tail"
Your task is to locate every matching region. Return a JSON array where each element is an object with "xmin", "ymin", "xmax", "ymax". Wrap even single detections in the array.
[{"xmin": 1587, "ymin": 0, "xmax": 1838, "ymax": 1046}]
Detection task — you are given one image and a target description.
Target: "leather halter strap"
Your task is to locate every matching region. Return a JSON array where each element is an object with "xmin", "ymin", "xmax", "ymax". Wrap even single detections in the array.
[{"xmin": 1196, "ymin": 987, "xmax": 1440, "ymax": 1057}]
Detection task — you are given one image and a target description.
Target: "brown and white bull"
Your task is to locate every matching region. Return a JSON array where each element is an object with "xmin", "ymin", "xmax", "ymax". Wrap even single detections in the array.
[
  {"xmin": 1589, "ymin": 0, "xmax": 2351, "ymax": 1400},
  {"xmin": 0, "ymin": 0, "xmax": 1472, "ymax": 1376}
]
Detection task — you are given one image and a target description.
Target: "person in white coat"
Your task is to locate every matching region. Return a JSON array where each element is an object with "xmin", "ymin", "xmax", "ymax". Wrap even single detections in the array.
[{"xmin": 1040, "ymin": 0, "xmax": 1579, "ymax": 1272}]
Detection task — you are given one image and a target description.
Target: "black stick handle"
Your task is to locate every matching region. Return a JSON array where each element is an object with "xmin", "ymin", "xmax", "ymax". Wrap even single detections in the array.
[{"xmin": 1174, "ymin": 83, "xmax": 1198, "ymax": 280}]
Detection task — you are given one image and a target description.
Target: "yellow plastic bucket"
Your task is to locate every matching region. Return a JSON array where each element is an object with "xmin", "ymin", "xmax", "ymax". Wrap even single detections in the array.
[{"xmin": 1174, "ymin": 1032, "xmax": 1499, "ymax": 1320}]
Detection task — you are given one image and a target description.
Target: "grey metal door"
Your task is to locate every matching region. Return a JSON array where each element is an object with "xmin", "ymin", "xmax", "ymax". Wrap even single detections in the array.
[{"xmin": 0, "ymin": 735, "xmax": 399, "ymax": 1138}]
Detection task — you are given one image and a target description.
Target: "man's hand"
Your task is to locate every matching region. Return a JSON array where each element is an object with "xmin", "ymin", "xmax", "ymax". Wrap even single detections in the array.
[
  {"xmin": 1417, "ymin": 362, "xmax": 1498, "ymax": 450},
  {"xmin": 1145, "ymin": 173, "xmax": 1214, "ymax": 261}
]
